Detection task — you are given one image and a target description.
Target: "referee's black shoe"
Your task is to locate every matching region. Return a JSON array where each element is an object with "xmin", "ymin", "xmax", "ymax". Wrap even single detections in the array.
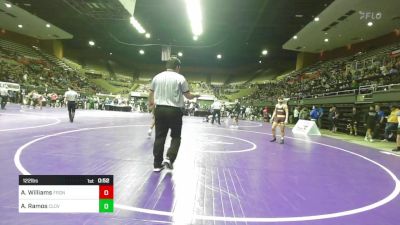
[{"xmin": 163, "ymin": 158, "xmax": 173, "ymax": 170}]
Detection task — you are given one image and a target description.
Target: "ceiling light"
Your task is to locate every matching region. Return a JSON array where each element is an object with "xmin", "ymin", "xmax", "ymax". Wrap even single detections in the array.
[
  {"xmin": 314, "ymin": 17, "xmax": 320, "ymax": 22},
  {"xmin": 217, "ymin": 54, "xmax": 222, "ymax": 59},
  {"xmin": 193, "ymin": 36, "xmax": 198, "ymax": 41},
  {"xmin": 109, "ymin": 52, "xmax": 113, "ymax": 55},
  {"xmin": 17, "ymin": 24, "xmax": 23, "ymax": 28},
  {"xmin": 46, "ymin": 24, "xmax": 51, "ymax": 28},
  {"xmin": 295, "ymin": 15, "xmax": 303, "ymax": 18},
  {"xmin": 262, "ymin": 49, "xmax": 268, "ymax": 55},
  {"xmin": 259, "ymin": 60, "xmax": 262, "ymax": 64},
  {"xmin": 139, "ymin": 49, "xmax": 145, "ymax": 55},
  {"xmin": 324, "ymin": 38, "xmax": 329, "ymax": 42},
  {"xmin": 367, "ymin": 21, "xmax": 373, "ymax": 27},
  {"xmin": 185, "ymin": 0, "xmax": 203, "ymax": 36},
  {"xmin": 5, "ymin": 3, "xmax": 11, "ymax": 8},
  {"xmin": 88, "ymin": 40, "xmax": 95, "ymax": 46},
  {"xmin": 130, "ymin": 17, "xmax": 146, "ymax": 34},
  {"xmin": 293, "ymin": 35, "xmax": 298, "ymax": 39},
  {"xmin": 178, "ymin": 52, "xmax": 183, "ymax": 57},
  {"xmin": 145, "ymin": 33, "xmax": 151, "ymax": 38}
]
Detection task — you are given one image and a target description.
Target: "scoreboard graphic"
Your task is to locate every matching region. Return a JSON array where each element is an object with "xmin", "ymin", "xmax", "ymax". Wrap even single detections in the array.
[{"xmin": 19, "ymin": 175, "xmax": 113, "ymax": 213}]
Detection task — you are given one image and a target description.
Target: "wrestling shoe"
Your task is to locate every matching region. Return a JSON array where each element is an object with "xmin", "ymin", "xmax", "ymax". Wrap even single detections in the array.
[
  {"xmin": 153, "ymin": 166, "xmax": 164, "ymax": 172},
  {"xmin": 163, "ymin": 158, "xmax": 173, "ymax": 170}
]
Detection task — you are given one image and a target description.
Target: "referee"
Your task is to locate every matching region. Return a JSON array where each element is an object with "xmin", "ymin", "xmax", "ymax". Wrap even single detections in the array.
[
  {"xmin": 149, "ymin": 57, "xmax": 199, "ymax": 172},
  {"xmin": 211, "ymin": 99, "xmax": 222, "ymax": 125},
  {"xmin": 64, "ymin": 87, "xmax": 79, "ymax": 123}
]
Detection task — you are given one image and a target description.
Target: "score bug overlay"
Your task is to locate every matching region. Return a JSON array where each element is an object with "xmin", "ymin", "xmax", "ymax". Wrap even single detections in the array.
[{"xmin": 19, "ymin": 175, "xmax": 114, "ymax": 213}]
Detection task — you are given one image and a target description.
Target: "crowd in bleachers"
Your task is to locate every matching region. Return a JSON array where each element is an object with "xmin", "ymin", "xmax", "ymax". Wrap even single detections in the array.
[
  {"xmin": 247, "ymin": 42, "xmax": 400, "ymax": 102},
  {"xmin": 190, "ymin": 81, "xmax": 214, "ymax": 95},
  {"xmin": 0, "ymin": 38, "xmax": 104, "ymax": 106},
  {"xmin": 0, "ymin": 53, "xmax": 94, "ymax": 92}
]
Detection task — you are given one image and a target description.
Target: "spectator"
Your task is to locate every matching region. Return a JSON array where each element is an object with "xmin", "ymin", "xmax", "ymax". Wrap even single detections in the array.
[
  {"xmin": 310, "ymin": 105, "xmax": 320, "ymax": 122},
  {"xmin": 382, "ymin": 105, "xmax": 400, "ymax": 142},
  {"xmin": 373, "ymin": 105, "xmax": 385, "ymax": 140},
  {"xmin": 293, "ymin": 106, "xmax": 300, "ymax": 124},
  {"xmin": 220, "ymin": 101, "xmax": 226, "ymax": 118},
  {"xmin": 364, "ymin": 105, "xmax": 377, "ymax": 142},
  {"xmin": 299, "ymin": 106, "xmax": 309, "ymax": 120},
  {"xmin": 348, "ymin": 106, "xmax": 359, "ymax": 136},
  {"xmin": 329, "ymin": 106, "xmax": 339, "ymax": 132},
  {"xmin": 245, "ymin": 106, "xmax": 252, "ymax": 120},
  {"xmin": 389, "ymin": 66, "xmax": 398, "ymax": 75},
  {"xmin": 262, "ymin": 106, "xmax": 269, "ymax": 122},
  {"xmin": 317, "ymin": 105, "xmax": 324, "ymax": 128},
  {"xmin": 392, "ymin": 110, "xmax": 400, "ymax": 152},
  {"xmin": 241, "ymin": 106, "xmax": 246, "ymax": 119}
]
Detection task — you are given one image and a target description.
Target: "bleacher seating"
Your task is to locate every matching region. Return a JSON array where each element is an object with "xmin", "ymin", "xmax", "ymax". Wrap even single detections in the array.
[
  {"xmin": 38, "ymin": 50, "xmax": 73, "ymax": 71},
  {"xmin": 0, "ymin": 39, "xmax": 42, "ymax": 59},
  {"xmin": 0, "ymin": 38, "xmax": 100, "ymax": 95},
  {"xmin": 245, "ymin": 41, "xmax": 400, "ymax": 103},
  {"xmin": 210, "ymin": 74, "xmax": 229, "ymax": 85},
  {"xmin": 185, "ymin": 73, "xmax": 207, "ymax": 82}
]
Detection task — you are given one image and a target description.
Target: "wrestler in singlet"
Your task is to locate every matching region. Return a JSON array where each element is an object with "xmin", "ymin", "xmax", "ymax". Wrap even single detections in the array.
[{"xmin": 274, "ymin": 104, "xmax": 286, "ymax": 124}]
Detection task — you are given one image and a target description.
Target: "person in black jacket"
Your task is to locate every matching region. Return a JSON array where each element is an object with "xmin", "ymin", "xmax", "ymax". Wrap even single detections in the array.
[
  {"xmin": 328, "ymin": 106, "xmax": 339, "ymax": 132},
  {"xmin": 348, "ymin": 106, "xmax": 359, "ymax": 136},
  {"xmin": 364, "ymin": 105, "xmax": 377, "ymax": 142}
]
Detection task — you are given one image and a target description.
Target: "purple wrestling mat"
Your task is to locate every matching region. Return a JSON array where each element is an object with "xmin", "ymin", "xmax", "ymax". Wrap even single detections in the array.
[{"xmin": 1, "ymin": 104, "xmax": 399, "ymax": 225}]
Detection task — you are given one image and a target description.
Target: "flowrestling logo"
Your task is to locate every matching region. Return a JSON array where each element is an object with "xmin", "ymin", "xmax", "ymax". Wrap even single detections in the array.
[{"xmin": 359, "ymin": 11, "xmax": 382, "ymax": 20}]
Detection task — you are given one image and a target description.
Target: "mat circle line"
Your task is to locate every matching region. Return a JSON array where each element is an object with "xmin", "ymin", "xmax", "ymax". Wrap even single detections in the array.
[{"xmin": 13, "ymin": 124, "xmax": 400, "ymax": 222}]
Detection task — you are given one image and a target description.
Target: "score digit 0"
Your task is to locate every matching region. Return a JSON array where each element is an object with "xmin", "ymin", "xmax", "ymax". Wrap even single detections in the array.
[{"xmin": 99, "ymin": 185, "xmax": 113, "ymax": 199}]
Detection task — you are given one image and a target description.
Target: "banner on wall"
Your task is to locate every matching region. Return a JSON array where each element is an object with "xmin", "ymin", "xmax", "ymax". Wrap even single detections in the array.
[{"xmin": 0, "ymin": 81, "xmax": 20, "ymax": 92}]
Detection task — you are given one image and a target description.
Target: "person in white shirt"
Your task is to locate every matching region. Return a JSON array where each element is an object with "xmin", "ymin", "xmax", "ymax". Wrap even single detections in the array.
[
  {"xmin": 64, "ymin": 87, "xmax": 79, "ymax": 123},
  {"xmin": 148, "ymin": 57, "xmax": 199, "ymax": 172},
  {"xmin": 0, "ymin": 86, "xmax": 8, "ymax": 110},
  {"xmin": 211, "ymin": 99, "xmax": 222, "ymax": 125},
  {"xmin": 293, "ymin": 106, "xmax": 300, "ymax": 124},
  {"xmin": 245, "ymin": 106, "xmax": 252, "ymax": 120}
]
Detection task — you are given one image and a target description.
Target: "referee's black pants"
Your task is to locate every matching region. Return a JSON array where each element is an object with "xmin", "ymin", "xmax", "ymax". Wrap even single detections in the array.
[
  {"xmin": 67, "ymin": 101, "xmax": 76, "ymax": 122},
  {"xmin": 153, "ymin": 105, "xmax": 183, "ymax": 168},
  {"xmin": 0, "ymin": 95, "xmax": 7, "ymax": 109},
  {"xmin": 212, "ymin": 109, "xmax": 221, "ymax": 124}
]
